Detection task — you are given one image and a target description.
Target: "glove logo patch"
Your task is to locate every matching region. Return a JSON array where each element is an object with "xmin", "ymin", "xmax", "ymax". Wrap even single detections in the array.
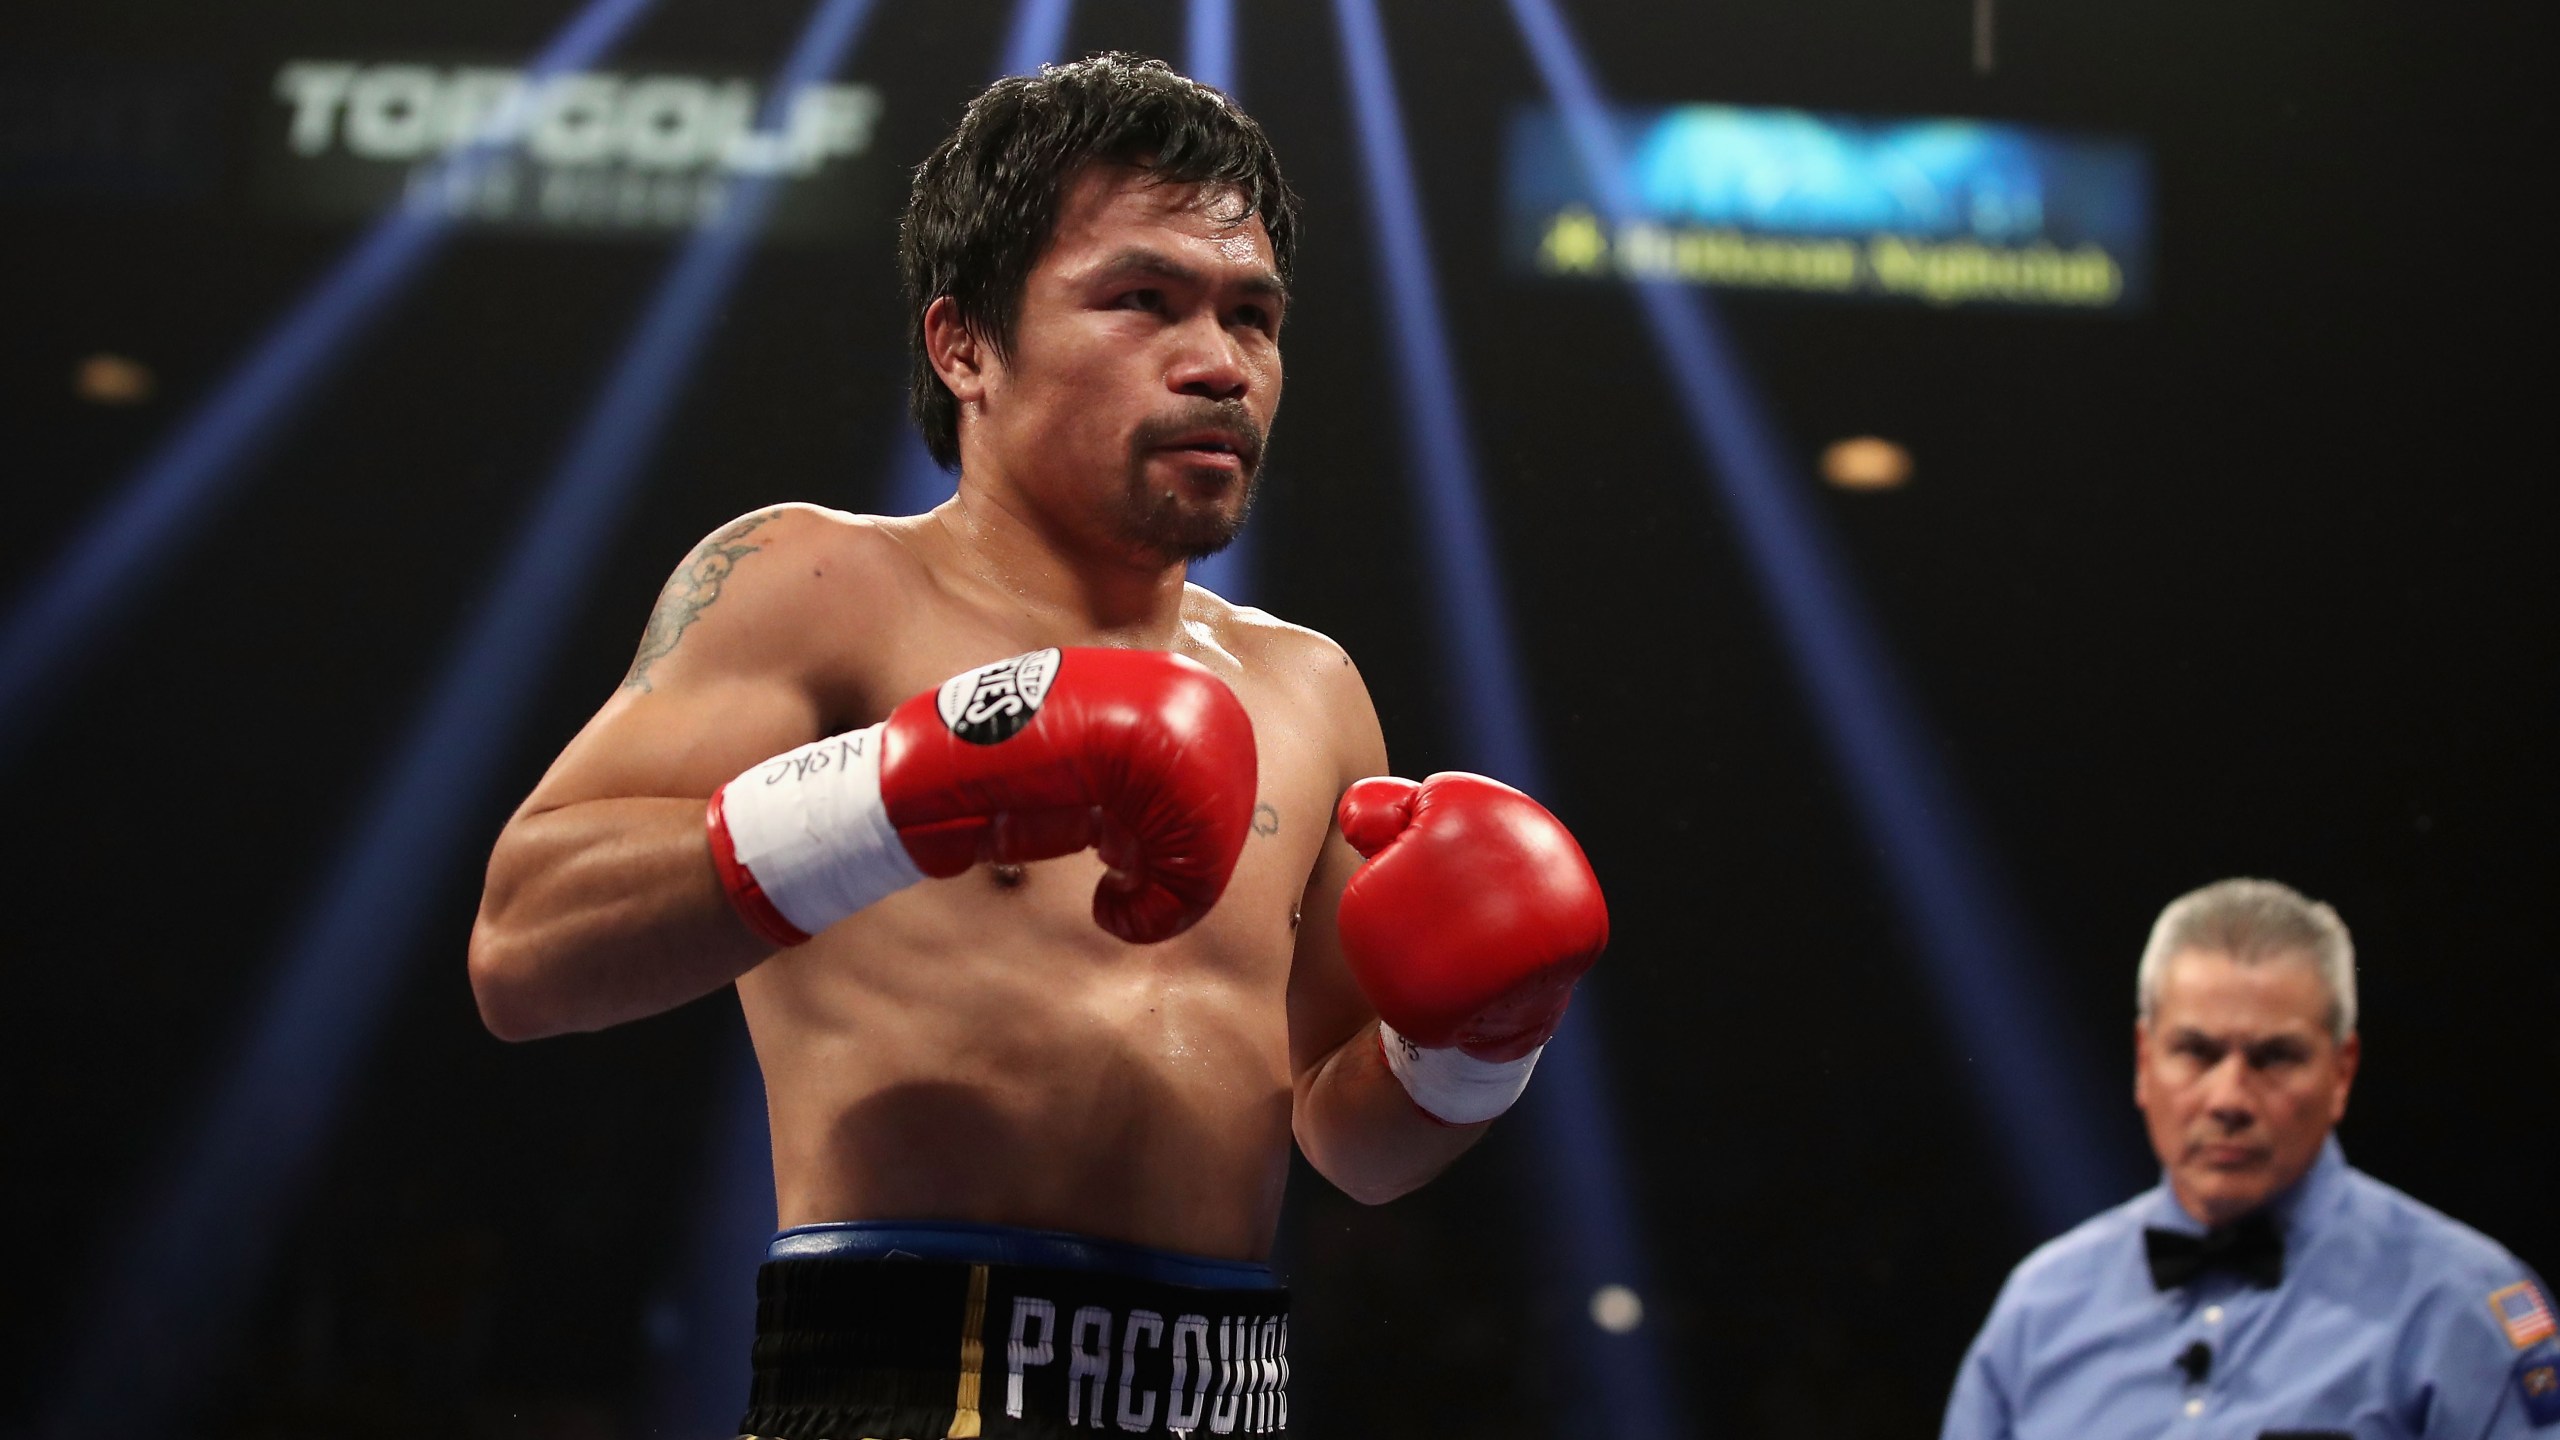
[{"xmin": 936, "ymin": 648, "xmax": 1061, "ymax": 746}]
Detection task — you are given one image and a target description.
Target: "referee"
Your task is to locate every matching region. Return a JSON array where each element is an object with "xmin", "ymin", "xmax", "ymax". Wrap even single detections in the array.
[{"xmin": 1942, "ymin": 878, "xmax": 2556, "ymax": 1438}]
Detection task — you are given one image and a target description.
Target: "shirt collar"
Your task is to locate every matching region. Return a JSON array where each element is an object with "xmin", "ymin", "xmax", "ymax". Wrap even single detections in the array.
[{"xmin": 2268, "ymin": 1134, "xmax": 2349, "ymax": 1244}]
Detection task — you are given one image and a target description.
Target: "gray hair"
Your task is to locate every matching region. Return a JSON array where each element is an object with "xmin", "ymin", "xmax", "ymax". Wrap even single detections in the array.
[{"xmin": 2136, "ymin": 878, "xmax": 2358, "ymax": 1042}]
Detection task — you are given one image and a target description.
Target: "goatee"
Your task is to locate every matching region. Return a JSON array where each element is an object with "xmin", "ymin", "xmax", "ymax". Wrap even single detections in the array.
[{"xmin": 1119, "ymin": 399, "xmax": 1268, "ymax": 563}]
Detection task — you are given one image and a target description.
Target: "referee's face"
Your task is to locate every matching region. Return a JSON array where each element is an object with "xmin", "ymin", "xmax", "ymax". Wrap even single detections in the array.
[{"xmin": 2134, "ymin": 948, "xmax": 2361, "ymax": 1228}]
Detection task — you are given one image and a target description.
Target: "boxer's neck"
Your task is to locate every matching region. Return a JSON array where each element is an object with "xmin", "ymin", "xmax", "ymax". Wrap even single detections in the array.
[{"xmin": 933, "ymin": 474, "xmax": 1188, "ymax": 642}]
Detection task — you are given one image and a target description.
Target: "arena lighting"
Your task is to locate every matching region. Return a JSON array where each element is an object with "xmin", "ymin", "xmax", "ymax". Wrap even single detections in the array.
[
  {"xmin": 1186, "ymin": 0, "xmax": 1235, "ymax": 92},
  {"xmin": 0, "ymin": 0, "xmax": 659, "ymax": 765},
  {"xmin": 39, "ymin": 3, "xmax": 887, "ymax": 1433},
  {"xmin": 1820, "ymin": 435, "xmax": 1914, "ymax": 491},
  {"xmin": 1001, "ymin": 0, "xmax": 1076, "ymax": 80},
  {"xmin": 1502, "ymin": 0, "xmax": 2127, "ymax": 1234},
  {"xmin": 1330, "ymin": 1, "xmax": 1684, "ymax": 1435},
  {"xmin": 73, "ymin": 354, "xmax": 156, "ymax": 406},
  {"xmin": 653, "ymin": 0, "xmax": 1081, "ymax": 1422}
]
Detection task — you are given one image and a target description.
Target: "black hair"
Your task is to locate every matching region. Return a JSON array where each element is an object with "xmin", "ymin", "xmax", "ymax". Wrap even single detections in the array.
[{"xmin": 900, "ymin": 52, "xmax": 1300, "ymax": 470}]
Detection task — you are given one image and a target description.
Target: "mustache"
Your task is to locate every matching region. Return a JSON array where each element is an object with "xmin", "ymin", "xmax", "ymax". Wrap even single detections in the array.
[{"xmin": 1129, "ymin": 399, "xmax": 1267, "ymax": 474}]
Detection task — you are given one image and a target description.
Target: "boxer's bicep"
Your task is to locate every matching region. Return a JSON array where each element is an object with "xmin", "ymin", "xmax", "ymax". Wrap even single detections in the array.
[
  {"xmin": 485, "ymin": 508, "xmax": 849, "ymax": 912},
  {"xmin": 1284, "ymin": 830, "xmax": 1373, "ymax": 1081},
  {"xmin": 468, "ymin": 509, "xmax": 875, "ymax": 1036},
  {"xmin": 1283, "ymin": 645, "xmax": 1391, "ymax": 1083},
  {"xmin": 526, "ymin": 670, "xmax": 820, "ymax": 816}
]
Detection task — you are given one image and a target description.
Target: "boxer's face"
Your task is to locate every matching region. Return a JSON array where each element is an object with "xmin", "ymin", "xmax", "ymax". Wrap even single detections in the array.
[
  {"xmin": 968, "ymin": 163, "xmax": 1284, "ymax": 565},
  {"xmin": 2135, "ymin": 948, "xmax": 2359, "ymax": 1227}
]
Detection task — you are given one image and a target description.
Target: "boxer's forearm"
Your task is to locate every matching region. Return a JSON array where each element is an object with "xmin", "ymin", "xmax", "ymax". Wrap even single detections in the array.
[
  {"xmin": 469, "ymin": 796, "xmax": 771, "ymax": 1040},
  {"xmin": 1291, "ymin": 1022, "xmax": 1488, "ymax": 1204}
]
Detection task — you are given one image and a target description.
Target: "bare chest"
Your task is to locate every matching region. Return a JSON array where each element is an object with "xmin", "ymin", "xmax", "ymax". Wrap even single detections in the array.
[{"xmin": 810, "ymin": 600, "xmax": 1340, "ymax": 975}]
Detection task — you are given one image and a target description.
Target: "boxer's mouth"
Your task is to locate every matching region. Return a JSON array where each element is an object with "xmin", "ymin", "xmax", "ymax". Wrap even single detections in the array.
[{"xmin": 1155, "ymin": 427, "xmax": 1259, "ymax": 473}]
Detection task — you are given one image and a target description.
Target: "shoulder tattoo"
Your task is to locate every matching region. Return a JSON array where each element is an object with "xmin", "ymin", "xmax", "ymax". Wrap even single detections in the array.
[
  {"xmin": 622, "ymin": 510, "xmax": 782, "ymax": 691},
  {"xmin": 1253, "ymin": 803, "xmax": 1280, "ymax": 837}
]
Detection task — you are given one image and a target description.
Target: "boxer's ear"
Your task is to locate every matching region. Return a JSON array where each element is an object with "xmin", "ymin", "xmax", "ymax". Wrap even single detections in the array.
[{"xmin": 923, "ymin": 296, "xmax": 991, "ymax": 406}]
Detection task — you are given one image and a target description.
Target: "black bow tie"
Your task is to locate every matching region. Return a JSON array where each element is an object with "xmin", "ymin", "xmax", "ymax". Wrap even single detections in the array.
[{"xmin": 2145, "ymin": 1212, "xmax": 2285, "ymax": 1291}]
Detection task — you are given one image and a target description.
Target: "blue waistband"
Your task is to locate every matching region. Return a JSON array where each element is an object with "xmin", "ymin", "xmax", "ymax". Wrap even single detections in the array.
[{"xmin": 766, "ymin": 1221, "xmax": 1279, "ymax": 1291}]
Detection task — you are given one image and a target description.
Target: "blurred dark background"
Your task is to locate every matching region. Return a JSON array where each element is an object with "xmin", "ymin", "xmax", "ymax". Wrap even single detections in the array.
[{"xmin": 3, "ymin": 0, "xmax": 2550, "ymax": 1435}]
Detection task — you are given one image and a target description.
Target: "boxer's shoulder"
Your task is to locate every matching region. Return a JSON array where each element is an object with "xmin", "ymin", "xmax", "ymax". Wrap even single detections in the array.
[
  {"xmin": 702, "ymin": 503, "xmax": 931, "ymax": 597},
  {"xmin": 653, "ymin": 503, "xmax": 911, "ymax": 608},
  {"xmin": 1179, "ymin": 587, "xmax": 1384, "ymax": 778},
  {"xmin": 1180, "ymin": 589, "xmax": 1365, "ymax": 703},
  {"xmin": 624, "ymin": 504, "xmax": 926, "ymax": 696}
]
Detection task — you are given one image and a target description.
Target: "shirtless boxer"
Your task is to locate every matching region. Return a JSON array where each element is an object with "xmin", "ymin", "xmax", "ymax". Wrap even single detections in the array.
[{"xmin": 467, "ymin": 54, "xmax": 1607, "ymax": 1438}]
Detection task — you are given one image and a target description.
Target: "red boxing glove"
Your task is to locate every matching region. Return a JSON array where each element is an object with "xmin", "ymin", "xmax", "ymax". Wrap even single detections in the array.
[
  {"xmin": 710, "ymin": 648, "xmax": 1257, "ymax": 946},
  {"xmin": 1335, "ymin": 772, "xmax": 1608, "ymax": 1123}
]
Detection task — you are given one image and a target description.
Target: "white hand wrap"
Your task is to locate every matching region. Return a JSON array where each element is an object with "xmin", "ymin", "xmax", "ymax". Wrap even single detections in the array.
[
  {"xmin": 714, "ymin": 723, "xmax": 925, "ymax": 940},
  {"xmin": 1377, "ymin": 1020, "xmax": 1544, "ymax": 1126}
]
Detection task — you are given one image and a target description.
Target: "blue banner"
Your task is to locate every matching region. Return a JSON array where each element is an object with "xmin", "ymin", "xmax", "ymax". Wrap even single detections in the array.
[{"xmin": 1508, "ymin": 104, "xmax": 2151, "ymax": 310}]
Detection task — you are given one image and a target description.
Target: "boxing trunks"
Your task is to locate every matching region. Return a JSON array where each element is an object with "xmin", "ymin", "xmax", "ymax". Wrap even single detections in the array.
[{"xmin": 738, "ymin": 1221, "xmax": 1291, "ymax": 1439}]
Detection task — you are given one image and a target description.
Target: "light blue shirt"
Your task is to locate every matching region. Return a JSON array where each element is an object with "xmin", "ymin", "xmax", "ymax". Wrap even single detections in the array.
[{"xmin": 1944, "ymin": 1138, "xmax": 2558, "ymax": 1439}]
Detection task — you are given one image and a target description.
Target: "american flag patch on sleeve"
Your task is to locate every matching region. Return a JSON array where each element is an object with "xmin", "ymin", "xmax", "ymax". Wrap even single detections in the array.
[{"xmin": 2492, "ymin": 1282, "xmax": 2558, "ymax": 1350}]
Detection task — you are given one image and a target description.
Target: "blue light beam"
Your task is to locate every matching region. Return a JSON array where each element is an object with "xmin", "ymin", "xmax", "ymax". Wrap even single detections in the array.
[
  {"xmin": 1185, "ymin": 0, "xmax": 1235, "ymax": 92},
  {"xmin": 1503, "ymin": 0, "xmax": 2127, "ymax": 1235},
  {"xmin": 1332, "ymin": 0, "xmax": 1685, "ymax": 1434},
  {"xmin": 0, "ymin": 0, "xmax": 659, "ymax": 764},
  {"xmin": 1001, "ymin": 0, "xmax": 1076, "ymax": 80},
  {"xmin": 1331, "ymin": 0, "xmax": 1535, "ymax": 785},
  {"xmin": 42, "ymin": 3, "xmax": 886, "ymax": 1433}
]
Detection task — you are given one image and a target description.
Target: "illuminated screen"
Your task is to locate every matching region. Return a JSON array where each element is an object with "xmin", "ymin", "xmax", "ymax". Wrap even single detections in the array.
[
  {"xmin": 254, "ymin": 59, "xmax": 888, "ymax": 241},
  {"xmin": 1507, "ymin": 104, "xmax": 2151, "ymax": 311}
]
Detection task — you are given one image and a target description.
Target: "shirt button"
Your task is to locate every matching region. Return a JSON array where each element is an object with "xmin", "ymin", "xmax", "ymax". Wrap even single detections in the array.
[
  {"xmin": 2185, "ymin": 1398, "xmax": 2205, "ymax": 1418},
  {"xmin": 2203, "ymin": 1305, "xmax": 2224, "ymax": 1325}
]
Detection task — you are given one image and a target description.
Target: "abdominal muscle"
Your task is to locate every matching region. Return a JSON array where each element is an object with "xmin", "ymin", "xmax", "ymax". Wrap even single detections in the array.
[{"xmin": 736, "ymin": 844, "xmax": 1304, "ymax": 1263}]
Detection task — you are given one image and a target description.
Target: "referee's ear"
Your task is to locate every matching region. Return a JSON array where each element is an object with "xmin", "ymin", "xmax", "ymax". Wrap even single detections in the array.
[{"xmin": 2325, "ymin": 1030, "xmax": 2361, "ymax": 1126}]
